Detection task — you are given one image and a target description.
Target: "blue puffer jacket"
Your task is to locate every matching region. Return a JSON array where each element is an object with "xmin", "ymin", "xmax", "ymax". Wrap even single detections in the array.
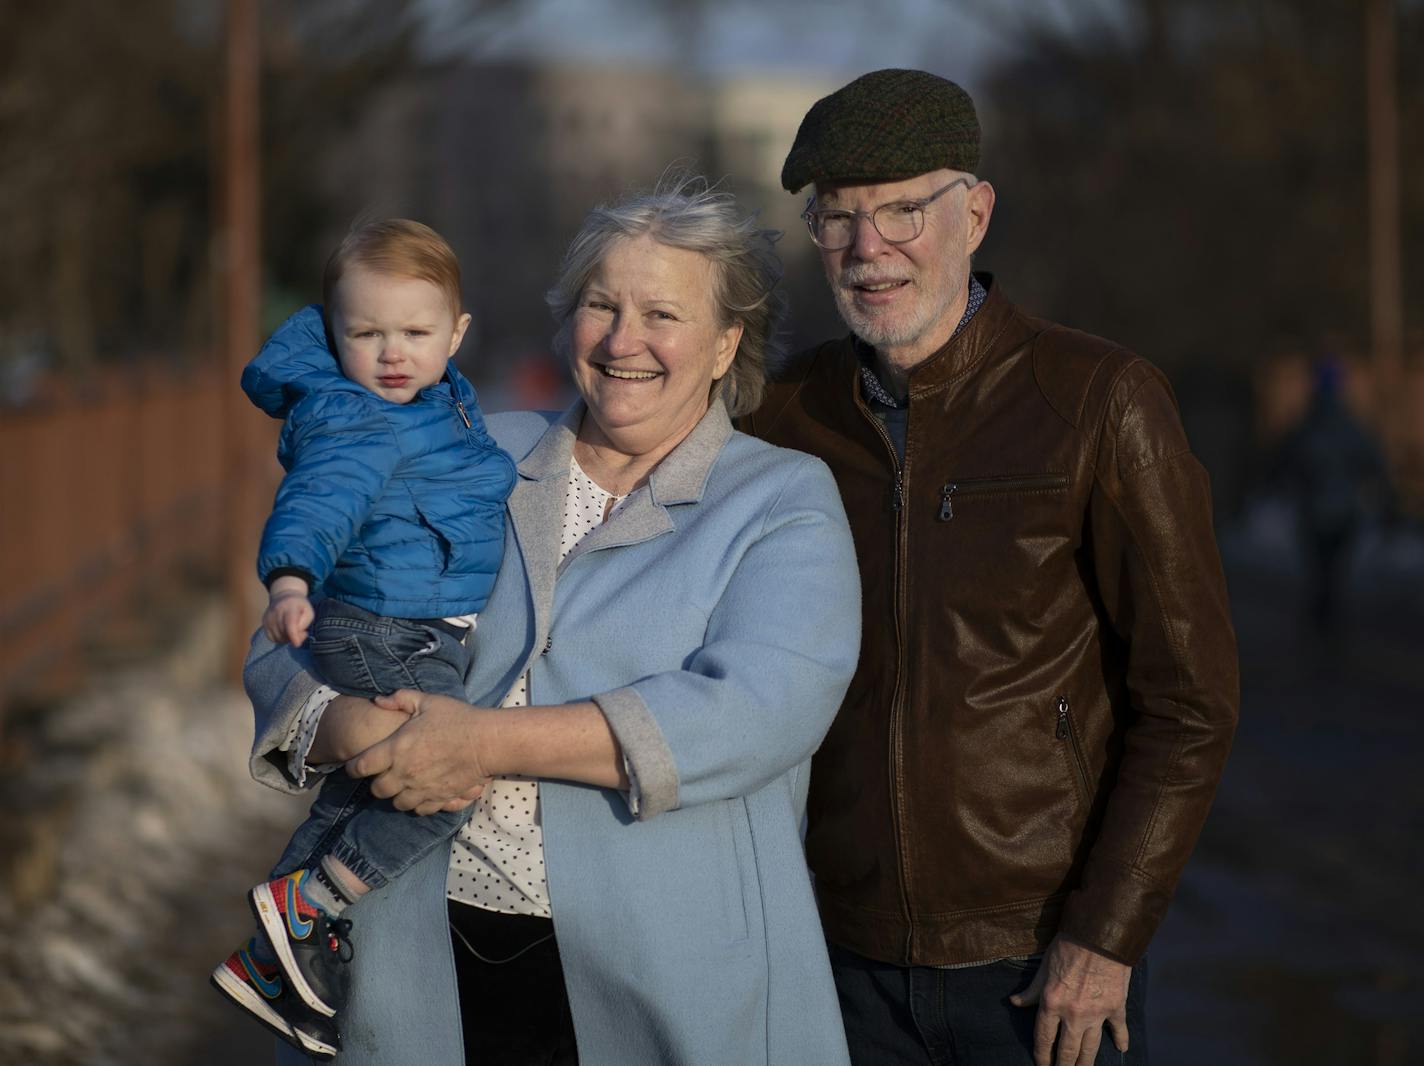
[{"xmin": 242, "ymin": 306, "xmax": 516, "ymax": 618}]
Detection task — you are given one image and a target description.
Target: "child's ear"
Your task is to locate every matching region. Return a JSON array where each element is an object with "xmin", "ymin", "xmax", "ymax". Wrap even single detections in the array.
[{"xmin": 449, "ymin": 312, "xmax": 473, "ymax": 357}]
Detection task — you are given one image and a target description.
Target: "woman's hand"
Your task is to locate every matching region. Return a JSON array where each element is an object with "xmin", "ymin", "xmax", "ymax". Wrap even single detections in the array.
[
  {"xmin": 346, "ymin": 690, "xmax": 628, "ymax": 813},
  {"xmin": 345, "ymin": 691, "xmax": 495, "ymax": 816}
]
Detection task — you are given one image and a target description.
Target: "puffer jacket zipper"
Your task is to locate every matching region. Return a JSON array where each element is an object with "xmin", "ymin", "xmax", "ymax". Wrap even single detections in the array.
[{"xmin": 439, "ymin": 367, "xmax": 474, "ymax": 428}]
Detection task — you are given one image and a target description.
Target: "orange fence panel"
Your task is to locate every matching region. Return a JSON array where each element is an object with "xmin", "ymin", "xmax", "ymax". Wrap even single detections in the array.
[{"xmin": 0, "ymin": 363, "xmax": 276, "ymax": 711}]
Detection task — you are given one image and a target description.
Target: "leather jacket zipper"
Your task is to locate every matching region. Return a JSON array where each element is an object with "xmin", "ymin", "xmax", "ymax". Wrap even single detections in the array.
[
  {"xmin": 852, "ymin": 390, "xmax": 916, "ymax": 949},
  {"xmin": 938, "ymin": 474, "xmax": 1069, "ymax": 521},
  {"xmin": 1055, "ymin": 695, "xmax": 1091, "ymax": 799}
]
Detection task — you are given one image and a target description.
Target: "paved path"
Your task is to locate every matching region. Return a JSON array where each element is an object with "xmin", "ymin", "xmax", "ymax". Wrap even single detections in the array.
[
  {"xmin": 1149, "ymin": 524, "xmax": 1424, "ymax": 1064},
  {"xmin": 0, "ymin": 603, "xmax": 307, "ymax": 1066}
]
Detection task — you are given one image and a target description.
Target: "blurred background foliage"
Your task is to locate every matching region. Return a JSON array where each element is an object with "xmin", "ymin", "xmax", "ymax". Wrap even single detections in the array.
[{"xmin": 2, "ymin": 0, "xmax": 1419, "ymax": 385}]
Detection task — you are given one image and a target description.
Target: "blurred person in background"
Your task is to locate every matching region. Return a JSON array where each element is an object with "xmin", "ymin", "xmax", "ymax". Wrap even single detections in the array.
[
  {"xmin": 242, "ymin": 176, "xmax": 861, "ymax": 1065},
  {"xmin": 1268, "ymin": 358, "xmax": 1392, "ymax": 631},
  {"xmin": 744, "ymin": 69, "xmax": 1240, "ymax": 1066}
]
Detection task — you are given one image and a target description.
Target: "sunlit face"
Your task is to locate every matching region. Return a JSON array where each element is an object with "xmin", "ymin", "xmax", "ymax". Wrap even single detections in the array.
[
  {"xmin": 815, "ymin": 169, "xmax": 993, "ymax": 370},
  {"xmin": 568, "ymin": 235, "xmax": 743, "ymax": 454},
  {"xmin": 329, "ymin": 266, "xmax": 471, "ymax": 404}
]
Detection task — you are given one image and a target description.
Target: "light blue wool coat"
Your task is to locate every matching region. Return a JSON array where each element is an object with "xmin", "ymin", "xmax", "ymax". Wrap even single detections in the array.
[{"xmin": 244, "ymin": 398, "xmax": 861, "ymax": 1065}]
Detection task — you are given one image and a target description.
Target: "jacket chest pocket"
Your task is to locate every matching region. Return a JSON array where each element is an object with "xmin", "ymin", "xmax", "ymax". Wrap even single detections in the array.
[{"xmin": 936, "ymin": 473, "xmax": 1069, "ymax": 521}]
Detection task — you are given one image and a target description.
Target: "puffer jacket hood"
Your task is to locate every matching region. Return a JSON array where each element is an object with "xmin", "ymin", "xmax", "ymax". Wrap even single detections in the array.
[{"xmin": 241, "ymin": 305, "xmax": 343, "ymax": 417}]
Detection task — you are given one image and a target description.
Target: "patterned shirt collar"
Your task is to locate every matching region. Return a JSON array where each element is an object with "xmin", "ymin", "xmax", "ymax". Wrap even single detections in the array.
[{"xmin": 858, "ymin": 274, "xmax": 987, "ymax": 409}]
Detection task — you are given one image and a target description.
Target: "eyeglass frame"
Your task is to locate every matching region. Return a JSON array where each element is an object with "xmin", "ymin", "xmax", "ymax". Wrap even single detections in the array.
[{"xmin": 800, "ymin": 176, "xmax": 976, "ymax": 250}]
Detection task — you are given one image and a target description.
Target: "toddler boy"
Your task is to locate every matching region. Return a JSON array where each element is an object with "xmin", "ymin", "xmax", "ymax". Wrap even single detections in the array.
[{"xmin": 210, "ymin": 219, "xmax": 515, "ymax": 1059}]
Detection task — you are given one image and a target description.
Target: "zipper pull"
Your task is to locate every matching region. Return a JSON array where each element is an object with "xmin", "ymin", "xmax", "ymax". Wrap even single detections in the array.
[
  {"xmin": 1055, "ymin": 696, "xmax": 1069, "ymax": 738},
  {"xmin": 939, "ymin": 483, "xmax": 956, "ymax": 521},
  {"xmin": 454, "ymin": 399, "xmax": 472, "ymax": 429},
  {"xmin": 892, "ymin": 467, "xmax": 904, "ymax": 511}
]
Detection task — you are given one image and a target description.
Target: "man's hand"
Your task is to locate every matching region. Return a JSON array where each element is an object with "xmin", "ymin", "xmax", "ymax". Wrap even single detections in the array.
[
  {"xmin": 1009, "ymin": 934, "xmax": 1131, "ymax": 1066},
  {"xmin": 263, "ymin": 576, "xmax": 313, "ymax": 646},
  {"xmin": 346, "ymin": 690, "xmax": 494, "ymax": 816}
]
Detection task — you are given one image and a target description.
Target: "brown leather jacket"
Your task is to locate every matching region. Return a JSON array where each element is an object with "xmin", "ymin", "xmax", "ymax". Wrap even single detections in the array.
[{"xmin": 743, "ymin": 277, "xmax": 1238, "ymax": 966}]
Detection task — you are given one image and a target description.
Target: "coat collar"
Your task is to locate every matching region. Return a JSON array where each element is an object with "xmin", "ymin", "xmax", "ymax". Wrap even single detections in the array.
[
  {"xmin": 507, "ymin": 397, "xmax": 733, "ymax": 630},
  {"xmin": 515, "ymin": 395, "xmax": 732, "ymax": 504}
]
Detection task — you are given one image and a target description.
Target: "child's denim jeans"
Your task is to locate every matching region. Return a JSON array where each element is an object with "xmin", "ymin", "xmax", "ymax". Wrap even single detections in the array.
[
  {"xmin": 276, "ymin": 598, "xmax": 477, "ymax": 890},
  {"xmin": 308, "ymin": 597, "xmax": 471, "ymax": 701}
]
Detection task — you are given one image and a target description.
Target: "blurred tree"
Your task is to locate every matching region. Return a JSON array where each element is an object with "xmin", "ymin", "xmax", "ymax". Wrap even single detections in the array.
[
  {"xmin": 0, "ymin": 0, "xmax": 492, "ymax": 378},
  {"xmin": 0, "ymin": 1, "xmax": 217, "ymax": 376},
  {"xmin": 975, "ymin": 0, "xmax": 1420, "ymax": 376},
  {"xmin": 256, "ymin": 0, "xmax": 535, "ymax": 330},
  {"xmin": 258, "ymin": 0, "xmax": 430, "ymax": 323}
]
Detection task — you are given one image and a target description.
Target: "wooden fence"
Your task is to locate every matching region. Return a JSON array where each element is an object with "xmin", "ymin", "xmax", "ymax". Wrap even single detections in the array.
[{"xmin": 0, "ymin": 364, "xmax": 276, "ymax": 711}]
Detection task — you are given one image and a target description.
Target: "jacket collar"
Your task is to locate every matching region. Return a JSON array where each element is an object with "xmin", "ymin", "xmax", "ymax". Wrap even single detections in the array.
[{"xmin": 836, "ymin": 274, "xmax": 1039, "ymax": 400}]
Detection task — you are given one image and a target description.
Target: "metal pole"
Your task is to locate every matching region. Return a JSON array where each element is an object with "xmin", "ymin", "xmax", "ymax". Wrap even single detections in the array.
[
  {"xmin": 223, "ymin": 0, "xmax": 261, "ymax": 681},
  {"xmin": 1365, "ymin": 0, "xmax": 1402, "ymax": 466}
]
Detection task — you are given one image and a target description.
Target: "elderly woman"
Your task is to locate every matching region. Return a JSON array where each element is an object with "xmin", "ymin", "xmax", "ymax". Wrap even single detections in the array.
[{"xmin": 243, "ymin": 177, "xmax": 861, "ymax": 1066}]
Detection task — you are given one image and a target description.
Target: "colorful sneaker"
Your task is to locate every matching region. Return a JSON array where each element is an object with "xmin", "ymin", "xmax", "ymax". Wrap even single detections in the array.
[
  {"xmin": 249, "ymin": 870, "xmax": 354, "ymax": 1019},
  {"xmin": 210, "ymin": 938, "xmax": 340, "ymax": 1060}
]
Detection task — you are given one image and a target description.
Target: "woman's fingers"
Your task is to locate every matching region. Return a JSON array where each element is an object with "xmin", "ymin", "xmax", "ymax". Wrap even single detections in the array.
[{"xmin": 444, "ymin": 782, "xmax": 487, "ymax": 811}]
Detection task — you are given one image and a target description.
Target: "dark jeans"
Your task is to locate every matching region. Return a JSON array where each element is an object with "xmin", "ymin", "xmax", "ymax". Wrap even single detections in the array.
[
  {"xmin": 274, "ymin": 598, "xmax": 476, "ymax": 890},
  {"xmin": 829, "ymin": 943, "xmax": 1149, "ymax": 1066},
  {"xmin": 447, "ymin": 900, "xmax": 579, "ymax": 1065}
]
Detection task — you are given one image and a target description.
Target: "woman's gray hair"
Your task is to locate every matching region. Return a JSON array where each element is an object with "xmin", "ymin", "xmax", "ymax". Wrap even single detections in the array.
[{"xmin": 545, "ymin": 172, "xmax": 785, "ymax": 418}]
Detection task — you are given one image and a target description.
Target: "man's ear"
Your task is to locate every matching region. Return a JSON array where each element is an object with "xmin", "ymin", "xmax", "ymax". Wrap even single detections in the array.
[{"xmin": 965, "ymin": 180, "xmax": 996, "ymax": 256}]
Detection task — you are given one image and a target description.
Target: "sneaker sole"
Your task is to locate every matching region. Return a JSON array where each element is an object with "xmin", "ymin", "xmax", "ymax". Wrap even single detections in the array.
[
  {"xmin": 250, "ymin": 881, "xmax": 338, "ymax": 1018},
  {"xmin": 210, "ymin": 963, "xmax": 337, "ymax": 1060}
]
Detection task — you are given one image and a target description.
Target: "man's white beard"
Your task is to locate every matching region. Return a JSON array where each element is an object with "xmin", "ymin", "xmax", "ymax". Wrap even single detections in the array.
[{"xmin": 833, "ymin": 282, "xmax": 952, "ymax": 352}]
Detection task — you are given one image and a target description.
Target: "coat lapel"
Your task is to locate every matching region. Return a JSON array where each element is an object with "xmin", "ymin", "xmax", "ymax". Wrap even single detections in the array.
[
  {"xmin": 506, "ymin": 407, "xmax": 578, "ymax": 650},
  {"xmin": 558, "ymin": 397, "xmax": 733, "ymax": 573}
]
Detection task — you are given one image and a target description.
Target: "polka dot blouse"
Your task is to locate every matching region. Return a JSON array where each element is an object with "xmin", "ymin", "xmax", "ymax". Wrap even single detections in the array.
[{"xmin": 446, "ymin": 454, "xmax": 629, "ymax": 917}]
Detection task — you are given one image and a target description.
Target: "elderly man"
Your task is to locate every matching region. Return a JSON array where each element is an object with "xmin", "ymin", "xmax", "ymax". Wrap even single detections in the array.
[{"xmin": 744, "ymin": 69, "xmax": 1239, "ymax": 1066}]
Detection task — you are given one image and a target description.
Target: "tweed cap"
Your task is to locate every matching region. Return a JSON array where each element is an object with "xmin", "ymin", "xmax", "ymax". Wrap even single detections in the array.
[{"xmin": 781, "ymin": 69, "xmax": 980, "ymax": 193}]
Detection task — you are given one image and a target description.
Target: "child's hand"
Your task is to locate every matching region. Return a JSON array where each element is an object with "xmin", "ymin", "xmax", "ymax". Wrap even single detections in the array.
[{"xmin": 263, "ymin": 586, "xmax": 314, "ymax": 646}]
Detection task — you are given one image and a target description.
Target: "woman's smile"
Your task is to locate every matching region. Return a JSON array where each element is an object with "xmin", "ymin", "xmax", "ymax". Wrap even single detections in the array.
[{"xmin": 596, "ymin": 364, "xmax": 663, "ymax": 381}]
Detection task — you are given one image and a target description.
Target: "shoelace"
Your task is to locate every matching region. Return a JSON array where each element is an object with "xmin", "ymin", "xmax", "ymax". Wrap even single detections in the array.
[{"xmin": 326, "ymin": 916, "xmax": 355, "ymax": 963}]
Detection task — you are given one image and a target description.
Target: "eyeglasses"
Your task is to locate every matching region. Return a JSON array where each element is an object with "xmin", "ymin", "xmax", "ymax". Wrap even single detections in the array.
[{"xmin": 801, "ymin": 177, "xmax": 975, "ymax": 251}]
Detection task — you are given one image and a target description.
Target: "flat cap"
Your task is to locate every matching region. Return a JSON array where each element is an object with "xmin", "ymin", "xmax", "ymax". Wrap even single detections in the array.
[{"xmin": 781, "ymin": 69, "xmax": 980, "ymax": 193}]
